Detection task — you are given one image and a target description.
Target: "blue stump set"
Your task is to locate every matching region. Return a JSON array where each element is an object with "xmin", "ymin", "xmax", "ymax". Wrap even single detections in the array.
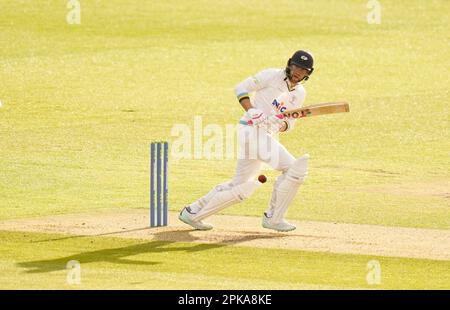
[{"xmin": 150, "ymin": 141, "xmax": 168, "ymax": 227}]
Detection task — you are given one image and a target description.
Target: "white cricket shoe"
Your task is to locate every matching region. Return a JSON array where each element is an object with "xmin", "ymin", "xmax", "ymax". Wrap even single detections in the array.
[
  {"xmin": 178, "ymin": 207, "xmax": 213, "ymax": 230},
  {"xmin": 262, "ymin": 213, "xmax": 296, "ymax": 232}
]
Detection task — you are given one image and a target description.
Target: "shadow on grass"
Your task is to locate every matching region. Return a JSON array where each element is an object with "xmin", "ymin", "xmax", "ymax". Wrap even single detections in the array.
[{"xmin": 17, "ymin": 229, "xmax": 287, "ymax": 274}]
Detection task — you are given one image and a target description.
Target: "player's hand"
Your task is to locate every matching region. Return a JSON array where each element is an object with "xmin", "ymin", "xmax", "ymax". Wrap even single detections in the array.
[{"xmin": 246, "ymin": 108, "xmax": 268, "ymax": 126}]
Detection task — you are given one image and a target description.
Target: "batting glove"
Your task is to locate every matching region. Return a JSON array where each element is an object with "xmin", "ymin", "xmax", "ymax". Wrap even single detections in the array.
[
  {"xmin": 246, "ymin": 108, "xmax": 268, "ymax": 126},
  {"xmin": 262, "ymin": 114, "xmax": 285, "ymax": 134}
]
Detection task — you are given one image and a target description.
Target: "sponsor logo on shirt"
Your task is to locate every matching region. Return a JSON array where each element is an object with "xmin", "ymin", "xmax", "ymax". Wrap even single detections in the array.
[{"xmin": 272, "ymin": 99, "xmax": 287, "ymax": 112}]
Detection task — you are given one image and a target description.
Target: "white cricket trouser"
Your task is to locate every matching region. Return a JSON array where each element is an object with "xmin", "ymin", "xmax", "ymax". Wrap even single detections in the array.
[
  {"xmin": 232, "ymin": 124, "xmax": 295, "ymax": 184},
  {"xmin": 187, "ymin": 125, "xmax": 296, "ymax": 217}
]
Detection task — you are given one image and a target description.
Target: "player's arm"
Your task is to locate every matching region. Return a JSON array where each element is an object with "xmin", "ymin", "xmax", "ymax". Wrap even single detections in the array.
[
  {"xmin": 234, "ymin": 81, "xmax": 254, "ymax": 113},
  {"xmin": 238, "ymin": 97, "xmax": 253, "ymax": 112},
  {"xmin": 234, "ymin": 69, "xmax": 276, "ymax": 111},
  {"xmin": 234, "ymin": 69, "xmax": 277, "ymax": 125},
  {"xmin": 234, "ymin": 69, "xmax": 288, "ymax": 132}
]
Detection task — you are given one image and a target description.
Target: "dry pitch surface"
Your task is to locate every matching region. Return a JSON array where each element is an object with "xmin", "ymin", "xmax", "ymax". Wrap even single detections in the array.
[{"xmin": 1, "ymin": 208, "xmax": 448, "ymax": 261}]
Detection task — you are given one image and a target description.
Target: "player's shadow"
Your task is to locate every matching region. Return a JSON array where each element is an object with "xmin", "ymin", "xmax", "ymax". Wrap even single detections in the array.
[{"xmin": 17, "ymin": 228, "xmax": 287, "ymax": 274}]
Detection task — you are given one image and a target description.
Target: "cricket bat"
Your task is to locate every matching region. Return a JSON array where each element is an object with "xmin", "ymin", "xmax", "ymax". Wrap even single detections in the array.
[
  {"xmin": 282, "ymin": 102, "xmax": 349, "ymax": 119},
  {"xmin": 245, "ymin": 102, "xmax": 349, "ymax": 125}
]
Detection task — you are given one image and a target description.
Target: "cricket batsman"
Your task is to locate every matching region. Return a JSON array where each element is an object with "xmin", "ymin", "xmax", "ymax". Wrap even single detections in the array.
[{"xmin": 179, "ymin": 50, "xmax": 314, "ymax": 232}]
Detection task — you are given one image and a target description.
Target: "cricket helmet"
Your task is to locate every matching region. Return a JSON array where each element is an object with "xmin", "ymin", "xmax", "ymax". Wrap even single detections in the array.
[{"xmin": 286, "ymin": 50, "xmax": 314, "ymax": 81}]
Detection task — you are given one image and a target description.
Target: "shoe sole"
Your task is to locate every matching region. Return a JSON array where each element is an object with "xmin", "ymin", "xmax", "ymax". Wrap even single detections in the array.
[
  {"xmin": 262, "ymin": 222, "xmax": 296, "ymax": 232},
  {"xmin": 178, "ymin": 214, "xmax": 213, "ymax": 231}
]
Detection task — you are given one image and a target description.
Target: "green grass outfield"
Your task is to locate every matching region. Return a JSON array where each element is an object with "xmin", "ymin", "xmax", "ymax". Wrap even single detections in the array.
[
  {"xmin": 1, "ymin": 231, "xmax": 449, "ymax": 289},
  {"xmin": 0, "ymin": 0, "xmax": 449, "ymax": 289}
]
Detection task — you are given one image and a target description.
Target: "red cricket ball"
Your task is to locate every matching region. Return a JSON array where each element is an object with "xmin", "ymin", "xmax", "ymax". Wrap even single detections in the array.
[{"xmin": 258, "ymin": 175, "xmax": 267, "ymax": 183}]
